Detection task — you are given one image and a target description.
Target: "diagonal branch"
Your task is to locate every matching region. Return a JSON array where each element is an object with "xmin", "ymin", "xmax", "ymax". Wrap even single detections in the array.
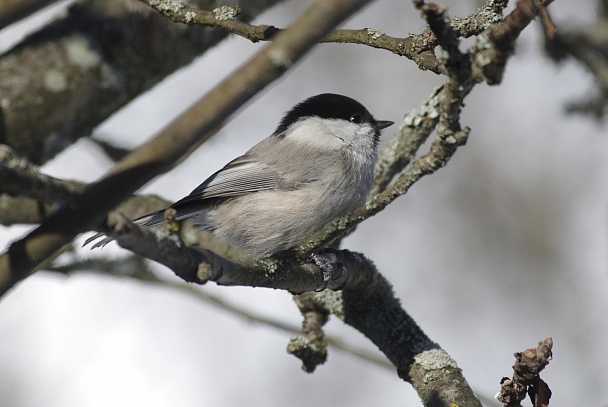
[
  {"xmin": 299, "ymin": 274, "xmax": 480, "ymax": 406},
  {"xmin": 0, "ymin": 0, "xmax": 57, "ymax": 30},
  {"xmin": 83, "ymin": 208, "xmax": 481, "ymax": 405}
]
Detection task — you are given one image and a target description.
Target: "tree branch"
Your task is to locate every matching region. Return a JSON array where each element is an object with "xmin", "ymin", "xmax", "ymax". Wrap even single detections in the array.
[
  {"xmin": 91, "ymin": 211, "xmax": 372, "ymax": 293},
  {"xmin": 0, "ymin": 0, "xmax": 283, "ymax": 165},
  {"xmin": 0, "ymin": 144, "xmax": 85, "ymax": 203},
  {"xmin": 0, "ymin": 0, "xmax": 57, "ymax": 30},
  {"xmin": 74, "ymin": 211, "xmax": 482, "ymax": 405},
  {"xmin": 0, "ymin": 144, "xmax": 170, "ymax": 226},
  {"xmin": 138, "ymin": 0, "xmax": 510, "ymax": 74},
  {"xmin": 300, "ymin": 274, "xmax": 481, "ymax": 406}
]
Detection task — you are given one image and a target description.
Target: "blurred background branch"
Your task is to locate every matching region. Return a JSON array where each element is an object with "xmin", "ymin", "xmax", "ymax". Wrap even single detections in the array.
[
  {"xmin": 0, "ymin": 0, "xmax": 57, "ymax": 30},
  {"xmin": 545, "ymin": 0, "xmax": 608, "ymax": 120},
  {"xmin": 0, "ymin": 0, "xmax": 284, "ymax": 165}
]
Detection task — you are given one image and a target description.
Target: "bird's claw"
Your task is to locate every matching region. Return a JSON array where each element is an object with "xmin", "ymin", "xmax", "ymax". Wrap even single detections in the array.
[{"xmin": 309, "ymin": 249, "xmax": 346, "ymax": 291}]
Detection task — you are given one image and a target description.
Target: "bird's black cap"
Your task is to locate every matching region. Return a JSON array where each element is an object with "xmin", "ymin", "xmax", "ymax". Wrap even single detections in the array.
[{"xmin": 274, "ymin": 93, "xmax": 388, "ymax": 135}]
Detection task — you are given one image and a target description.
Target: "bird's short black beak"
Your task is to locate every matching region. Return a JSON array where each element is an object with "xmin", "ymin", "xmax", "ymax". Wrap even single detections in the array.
[{"xmin": 375, "ymin": 120, "xmax": 394, "ymax": 130}]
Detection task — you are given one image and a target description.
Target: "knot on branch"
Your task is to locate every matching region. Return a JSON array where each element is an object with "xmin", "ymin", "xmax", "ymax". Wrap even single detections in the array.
[
  {"xmin": 287, "ymin": 295, "xmax": 330, "ymax": 372},
  {"xmin": 413, "ymin": 0, "xmax": 470, "ymax": 81}
]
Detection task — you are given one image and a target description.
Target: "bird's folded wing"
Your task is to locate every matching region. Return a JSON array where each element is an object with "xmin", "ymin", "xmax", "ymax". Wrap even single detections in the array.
[{"xmin": 186, "ymin": 155, "xmax": 283, "ymax": 200}]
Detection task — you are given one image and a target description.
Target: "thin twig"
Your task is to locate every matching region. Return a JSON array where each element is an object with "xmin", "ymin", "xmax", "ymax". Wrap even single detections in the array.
[{"xmin": 139, "ymin": 0, "xmax": 510, "ymax": 74}]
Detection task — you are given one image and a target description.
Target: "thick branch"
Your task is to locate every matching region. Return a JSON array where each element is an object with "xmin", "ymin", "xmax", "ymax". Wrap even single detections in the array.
[
  {"xmin": 94, "ymin": 212, "xmax": 373, "ymax": 293},
  {"xmin": 300, "ymin": 274, "xmax": 481, "ymax": 407},
  {"xmin": 82, "ymin": 210, "xmax": 481, "ymax": 405},
  {"xmin": 0, "ymin": 0, "xmax": 378, "ymax": 297}
]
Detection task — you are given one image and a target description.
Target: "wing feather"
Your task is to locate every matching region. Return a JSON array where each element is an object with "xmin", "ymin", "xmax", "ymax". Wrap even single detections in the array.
[
  {"xmin": 187, "ymin": 155, "xmax": 282, "ymax": 199},
  {"xmin": 165, "ymin": 155, "xmax": 290, "ymax": 218}
]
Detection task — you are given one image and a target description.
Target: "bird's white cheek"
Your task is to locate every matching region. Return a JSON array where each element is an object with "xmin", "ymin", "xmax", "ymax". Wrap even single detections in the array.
[{"xmin": 285, "ymin": 120, "xmax": 345, "ymax": 150}]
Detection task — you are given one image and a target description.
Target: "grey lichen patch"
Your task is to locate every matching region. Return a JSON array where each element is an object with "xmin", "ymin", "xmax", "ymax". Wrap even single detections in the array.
[
  {"xmin": 183, "ymin": 10, "xmax": 197, "ymax": 23},
  {"xmin": 43, "ymin": 70, "xmax": 67, "ymax": 92},
  {"xmin": 151, "ymin": 0, "xmax": 185, "ymax": 13},
  {"xmin": 365, "ymin": 28, "xmax": 383, "ymax": 42},
  {"xmin": 403, "ymin": 86, "xmax": 442, "ymax": 127},
  {"xmin": 256, "ymin": 256, "xmax": 282, "ymax": 275},
  {"xmin": 64, "ymin": 34, "xmax": 101, "ymax": 70},
  {"xmin": 213, "ymin": 5, "xmax": 241, "ymax": 21},
  {"xmin": 479, "ymin": 0, "xmax": 506, "ymax": 24},
  {"xmin": 153, "ymin": 223, "xmax": 183, "ymax": 248},
  {"xmin": 99, "ymin": 64, "xmax": 123, "ymax": 90},
  {"xmin": 288, "ymin": 334, "xmax": 309, "ymax": 347},
  {"xmin": 304, "ymin": 290, "xmax": 345, "ymax": 319},
  {"xmin": 331, "ymin": 213, "xmax": 353, "ymax": 231},
  {"xmin": 414, "ymin": 349, "xmax": 459, "ymax": 371},
  {"xmin": 451, "ymin": 0, "xmax": 503, "ymax": 35},
  {"xmin": 471, "ymin": 33, "xmax": 494, "ymax": 66},
  {"xmin": 197, "ymin": 262, "xmax": 214, "ymax": 282},
  {"xmin": 444, "ymin": 135, "xmax": 457, "ymax": 144}
]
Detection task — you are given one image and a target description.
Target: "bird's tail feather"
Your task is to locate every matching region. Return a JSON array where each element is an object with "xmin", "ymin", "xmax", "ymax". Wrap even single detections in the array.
[
  {"xmin": 83, "ymin": 203, "xmax": 211, "ymax": 249},
  {"xmin": 83, "ymin": 210, "xmax": 164, "ymax": 249}
]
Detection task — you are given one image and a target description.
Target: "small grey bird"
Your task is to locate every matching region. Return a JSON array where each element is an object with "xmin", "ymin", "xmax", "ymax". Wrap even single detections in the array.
[{"xmin": 86, "ymin": 93, "xmax": 393, "ymax": 258}]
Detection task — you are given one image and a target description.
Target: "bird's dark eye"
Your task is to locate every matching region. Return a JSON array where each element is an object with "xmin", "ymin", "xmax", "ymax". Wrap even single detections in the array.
[{"xmin": 350, "ymin": 114, "xmax": 363, "ymax": 124}]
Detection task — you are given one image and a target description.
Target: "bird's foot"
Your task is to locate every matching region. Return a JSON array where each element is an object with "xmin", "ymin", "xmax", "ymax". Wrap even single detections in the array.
[{"xmin": 309, "ymin": 249, "xmax": 346, "ymax": 291}]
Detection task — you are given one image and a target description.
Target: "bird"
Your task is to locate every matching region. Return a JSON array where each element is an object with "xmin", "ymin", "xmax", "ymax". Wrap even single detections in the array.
[{"xmin": 86, "ymin": 93, "xmax": 393, "ymax": 260}]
